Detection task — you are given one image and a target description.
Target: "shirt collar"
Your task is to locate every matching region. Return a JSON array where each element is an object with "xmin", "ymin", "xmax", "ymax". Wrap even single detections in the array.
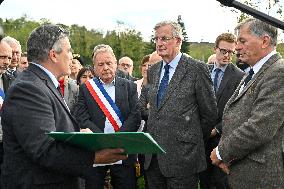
[
  {"xmin": 98, "ymin": 77, "xmax": 115, "ymax": 86},
  {"xmin": 252, "ymin": 50, "xmax": 277, "ymax": 75},
  {"xmin": 162, "ymin": 52, "xmax": 182, "ymax": 69},
  {"xmin": 30, "ymin": 62, "xmax": 59, "ymax": 88},
  {"xmin": 213, "ymin": 63, "xmax": 228, "ymax": 72}
]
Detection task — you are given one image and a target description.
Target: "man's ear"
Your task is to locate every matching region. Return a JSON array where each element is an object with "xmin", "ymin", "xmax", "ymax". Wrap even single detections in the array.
[
  {"xmin": 261, "ymin": 35, "xmax": 271, "ymax": 49},
  {"xmin": 49, "ymin": 49, "xmax": 58, "ymax": 63}
]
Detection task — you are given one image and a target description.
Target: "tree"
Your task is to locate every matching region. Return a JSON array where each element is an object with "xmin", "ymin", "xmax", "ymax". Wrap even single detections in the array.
[
  {"xmin": 177, "ymin": 15, "xmax": 190, "ymax": 53},
  {"xmin": 228, "ymin": 0, "xmax": 284, "ymax": 22}
]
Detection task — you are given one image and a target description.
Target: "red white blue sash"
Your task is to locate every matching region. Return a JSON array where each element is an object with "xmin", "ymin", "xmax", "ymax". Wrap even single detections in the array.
[
  {"xmin": 85, "ymin": 78, "xmax": 124, "ymax": 132},
  {"xmin": 0, "ymin": 88, "xmax": 5, "ymax": 108}
]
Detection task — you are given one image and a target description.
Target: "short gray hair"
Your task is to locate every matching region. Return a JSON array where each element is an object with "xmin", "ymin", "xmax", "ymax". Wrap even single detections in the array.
[
  {"xmin": 235, "ymin": 18, "xmax": 278, "ymax": 46},
  {"xmin": 92, "ymin": 44, "xmax": 117, "ymax": 63},
  {"xmin": 2, "ymin": 36, "xmax": 22, "ymax": 52},
  {"xmin": 27, "ymin": 24, "xmax": 69, "ymax": 63},
  {"xmin": 154, "ymin": 20, "xmax": 184, "ymax": 40}
]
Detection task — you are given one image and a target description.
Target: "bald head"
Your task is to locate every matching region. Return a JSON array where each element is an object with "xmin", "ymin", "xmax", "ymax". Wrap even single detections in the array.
[
  {"xmin": 207, "ymin": 54, "xmax": 216, "ymax": 64},
  {"xmin": 149, "ymin": 51, "xmax": 162, "ymax": 65},
  {"xmin": 118, "ymin": 56, "xmax": 134, "ymax": 76}
]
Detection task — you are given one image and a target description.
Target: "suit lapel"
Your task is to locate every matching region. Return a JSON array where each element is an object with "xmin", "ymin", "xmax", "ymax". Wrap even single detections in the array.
[
  {"xmin": 231, "ymin": 53, "xmax": 281, "ymax": 104},
  {"xmin": 150, "ymin": 61, "xmax": 163, "ymax": 110},
  {"xmin": 114, "ymin": 77, "xmax": 125, "ymax": 113},
  {"xmin": 158, "ymin": 54, "xmax": 188, "ymax": 110},
  {"xmin": 216, "ymin": 64, "xmax": 232, "ymax": 102},
  {"xmin": 28, "ymin": 64, "xmax": 75, "ymax": 120}
]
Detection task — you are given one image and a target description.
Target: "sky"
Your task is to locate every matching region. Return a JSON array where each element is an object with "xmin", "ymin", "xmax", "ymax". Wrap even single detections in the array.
[{"xmin": 0, "ymin": 0, "xmax": 283, "ymax": 43}]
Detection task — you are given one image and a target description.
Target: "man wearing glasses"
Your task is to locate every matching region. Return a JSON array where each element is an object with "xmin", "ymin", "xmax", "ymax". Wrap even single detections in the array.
[
  {"xmin": 199, "ymin": 33, "xmax": 244, "ymax": 189},
  {"xmin": 142, "ymin": 20, "xmax": 218, "ymax": 189}
]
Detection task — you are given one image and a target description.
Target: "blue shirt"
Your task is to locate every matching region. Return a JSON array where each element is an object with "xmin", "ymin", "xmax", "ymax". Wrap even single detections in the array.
[
  {"xmin": 159, "ymin": 52, "xmax": 182, "ymax": 85},
  {"xmin": 211, "ymin": 64, "xmax": 228, "ymax": 91}
]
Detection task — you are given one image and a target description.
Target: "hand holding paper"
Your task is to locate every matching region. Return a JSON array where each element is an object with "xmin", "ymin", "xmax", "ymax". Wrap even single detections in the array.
[{"xmin": 94, "ymin": 148, "xmax": 127, "ymax": 164}]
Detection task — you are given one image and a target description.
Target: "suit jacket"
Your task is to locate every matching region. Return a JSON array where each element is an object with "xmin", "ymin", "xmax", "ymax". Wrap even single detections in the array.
[
  {"xmin": 74, "ymin": 76, "xmax": 141, "ymax": 165},
  {"xmin": 2, "ymin": 72, "xmax": 15, "ymax": 93},
  {"xmin": 209, "ymin": 64, "xmax": 245, "ymax": 137},
  {"xmin": 218, "ymin": 53, "xmax": 284, "ymax": 188},
  {"xmin": 143, "ymin": 53, "xmax": 218, "ymax": 177},
  {"xmin": 116, "ymin": 69, "xmax": 138, "ymax": 81},
  {"xmin": 0, "ymin": 73, "xmax": 15, "ymax": 141},
  {"xmin": 1, "ymin": 64, "xmax": 96, "ymax": 189},
  {"xmin": 63, "ymin": 78, "xmax": 79, "ymax": 113}
]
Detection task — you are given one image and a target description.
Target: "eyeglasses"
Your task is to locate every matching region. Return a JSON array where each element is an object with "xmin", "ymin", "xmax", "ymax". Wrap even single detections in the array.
[
  {"xmin": 120, "ymin": 63, "xmax": 132, "ymax": 68},
  {"xmin": 216, "ymin": 47, "xmax": 235, "ymax": 55},
  {"xmin": 153, "ymin": 36, "xmax": 176, "ymax": 43},
  {"xmin": 73, "ymin": 53, "xmax": 80, "ymax": 59}
]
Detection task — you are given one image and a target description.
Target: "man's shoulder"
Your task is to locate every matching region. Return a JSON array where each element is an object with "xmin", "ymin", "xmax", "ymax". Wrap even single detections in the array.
[{"xmin": 227, "ymin": 64, "xmax": 245, "ymax": 77}]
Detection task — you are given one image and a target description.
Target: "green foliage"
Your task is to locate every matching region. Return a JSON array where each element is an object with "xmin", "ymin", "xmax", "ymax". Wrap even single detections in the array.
[
  {"xmin": 177, "ymin": 15, "xmax": 190, "ymax": 54},
  {"xmin": 237, "ymin": 0, "xmax": 283, "ymax": 23},
  {"xmin": 1, "ymin": 16, "xmax": 284, "ymax": 76},
  {"xmin": 188, "ymin": 42, "xmax": 214, "ymax": 62}
]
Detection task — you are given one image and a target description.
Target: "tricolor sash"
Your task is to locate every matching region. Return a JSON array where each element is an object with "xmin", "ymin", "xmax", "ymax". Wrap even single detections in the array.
[
  {"xmin": 85, "ymin": 78, "xmax": 124, "ymax": 132},
  {"xmin": 0, "ymin": 88, "xmax": 5, "ymax": 107}
]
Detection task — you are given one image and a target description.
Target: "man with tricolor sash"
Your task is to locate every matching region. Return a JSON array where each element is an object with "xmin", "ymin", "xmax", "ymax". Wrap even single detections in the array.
[{"xmin": 74, "ymin": 44, "xmax": 141, "ymax": 189}]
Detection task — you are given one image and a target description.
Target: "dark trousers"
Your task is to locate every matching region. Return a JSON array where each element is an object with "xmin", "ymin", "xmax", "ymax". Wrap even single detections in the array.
[
  {"xmin": 0, "ymin": 142, "xmax": 3, "ymax": 189},
  {"xmin": 85, "ymin": 164, "xmax": 136, "ymax": 189},
  {"xmin": 199, "ymin": 137, "xmax": 229, "ymax": 189},
  {"xmin": 145, "ymin": 155, "xmax": 198, "ymax": 189}
]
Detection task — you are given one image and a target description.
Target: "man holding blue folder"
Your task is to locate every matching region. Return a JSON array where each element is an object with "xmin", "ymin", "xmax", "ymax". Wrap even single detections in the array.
[{"xmin": 1, "ymin": 24, "xmax": 127, "ymax": 189}]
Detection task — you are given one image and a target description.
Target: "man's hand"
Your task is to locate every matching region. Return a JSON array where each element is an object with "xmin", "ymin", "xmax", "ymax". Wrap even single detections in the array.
[
  {"xmin": 80, "ymin": 128, "xmax": 93, "ymax": 133},
  {"xmin": 210, "ymin": 148, "xmax": 230, "ymax": 174},
  {"xmin": 94, "ymin": 148, "xmax": 127, "ymax": 164},
  {"xmin": 219, "ymin": 162, "xmax": 230, "ymax": 175},
  {"xmin": 210, "ymin": 128, "xmax": 217, "ymax": 138},
  {"xmin": 210, "ymin": 148, "xmax": 221, "ymax": 166}
]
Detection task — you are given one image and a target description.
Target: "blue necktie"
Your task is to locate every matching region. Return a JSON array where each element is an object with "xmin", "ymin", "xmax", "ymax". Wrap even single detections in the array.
[
  {"xmin": 244, "ymin": 68, "xmax": 254, "ymax": 86},
  {"xmin": 157, "ymin": 64, "xmax": 170, "ymax": 107},
  {"xmin": 213, "ymin": 68, "xmax": 222, "ymax": 93}
]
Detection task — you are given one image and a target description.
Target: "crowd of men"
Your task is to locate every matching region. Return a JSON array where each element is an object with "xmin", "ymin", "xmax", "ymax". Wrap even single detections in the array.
[{"xmin": 0, "ymin": 17, "xmax": 283, "ymax": 189}]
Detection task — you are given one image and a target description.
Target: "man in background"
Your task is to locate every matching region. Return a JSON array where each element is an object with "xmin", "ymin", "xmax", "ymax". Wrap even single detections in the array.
[
  {"xmin": 0, "ymin": 38, "xmax": 14, "ymax": 189},
  {"xmin": 2, "ymin": 36, "xmax": 21, "ymax": 77},
  {"xmin": 17, "ymin": 52, "xmax": 29, "ymax": 72},
  {"xmin": 199, "ymin": 33, "xmax": 244, "ymax": 189}
]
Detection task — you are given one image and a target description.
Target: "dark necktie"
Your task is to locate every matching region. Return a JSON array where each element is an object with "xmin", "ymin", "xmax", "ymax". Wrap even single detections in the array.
[
  {"xmin": 213, "ymin": 68, "xmax": 222, "ymax": 93},
  {"xmin": 157, "ymin": 64, "xmax": 170, "ymax": 107},
  {"xmin": 244, "ymin": 68, "xmax": 254, "ymax": 86}
]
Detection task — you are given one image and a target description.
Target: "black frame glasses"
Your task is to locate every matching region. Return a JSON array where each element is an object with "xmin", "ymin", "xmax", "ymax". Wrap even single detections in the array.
[{"xmin": 216, "ymin": 47, "xmax": 235, "ymax": 55}]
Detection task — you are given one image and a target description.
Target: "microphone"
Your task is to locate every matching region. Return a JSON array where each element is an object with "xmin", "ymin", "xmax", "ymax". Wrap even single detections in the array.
[{"xmin": 216, "ymin": 0, "xmax": 284, "ymax": 30}]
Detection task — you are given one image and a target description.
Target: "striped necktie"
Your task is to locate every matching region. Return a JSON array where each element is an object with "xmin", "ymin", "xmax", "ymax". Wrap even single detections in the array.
[{"xmin": 244, "ymin": 68, "xmax": 254, "ymax": 86}]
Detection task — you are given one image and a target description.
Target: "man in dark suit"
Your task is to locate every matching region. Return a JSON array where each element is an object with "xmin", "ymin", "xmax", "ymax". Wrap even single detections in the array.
[
  {"xmin": 1, "ymin": 24, "xmax": 127, "ymax": 189},
  {"xmin": 199, "ymin": 33, "xmax": 244, "ymax": 189},
  {"xmin": 74, "ymin": 44, "xmax": 141, "ymax": 189},
  {"xmin": 0, "ymin": 38, "xmax": 15, "ymax": 189},
  {"xmin": 142, "ymin": 20, "xmax": 218, "ymax": 189},
  {"xmin": 211, "ymin": 18, "xmax": 284, "ymax": 189}
]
